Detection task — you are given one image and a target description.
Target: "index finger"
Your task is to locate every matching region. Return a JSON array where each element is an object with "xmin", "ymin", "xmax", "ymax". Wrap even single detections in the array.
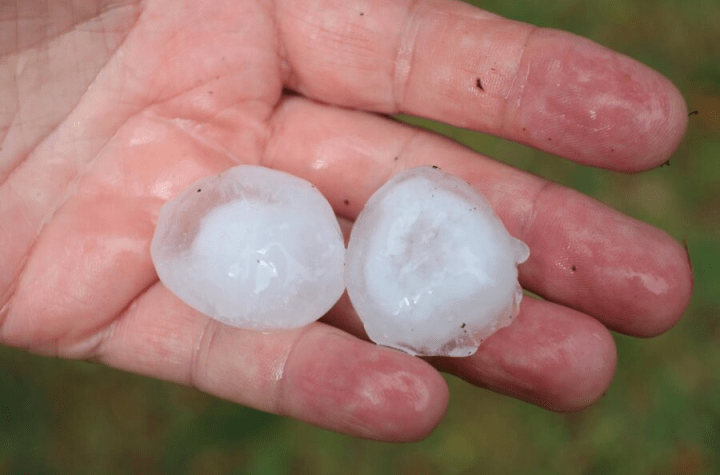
[{"xmin": 277, "ymin": 0, "xmax": 687, "ymax": 171}]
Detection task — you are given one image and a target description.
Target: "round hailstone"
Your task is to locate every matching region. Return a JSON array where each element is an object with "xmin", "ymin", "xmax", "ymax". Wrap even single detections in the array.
[
  {"xmin": 151, "ymin": 165, "xmax": 346, "ymax": 330},
  {"xmin": 345, "ymin": 166, "xmax": 530, "ymax": 357}
]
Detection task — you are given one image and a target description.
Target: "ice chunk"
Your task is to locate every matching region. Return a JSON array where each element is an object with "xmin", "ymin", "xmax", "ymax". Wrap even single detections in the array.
[
  {"xmin": 151, "ymin": 165, "xmax": 346, "ymax": 330},
  {"xmin": 345, "ymin": 166, "xmax": 530, "ymax": 357}
]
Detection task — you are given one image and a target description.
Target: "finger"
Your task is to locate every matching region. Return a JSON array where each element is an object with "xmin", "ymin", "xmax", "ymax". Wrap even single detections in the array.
[
  {"xmin": 432, "ymin": 297, "xmax": 616, "ymax": 411},
  {"xmin": 328, "ymin": 289, "xmax": 616, "ymax": 411},
  {"xmin": 264, "ymin": 96, "xmax": 693, "ymax": 337},
  {"xmin": 276, "ymin": 0, "xmax": 687, "ymax": 170},
  {"xmin": 324, "ymin": 271, "xmax": 616, "ymax": 410},
  {"xmin": 94, "ymin": 283, "xmax": 449, "ymax": 442}
]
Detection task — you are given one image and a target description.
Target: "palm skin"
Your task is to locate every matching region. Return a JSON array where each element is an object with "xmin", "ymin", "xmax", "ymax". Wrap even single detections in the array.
[{"xmin": 0, "ymin": 0, "xmax": 692, "ymax": 441}]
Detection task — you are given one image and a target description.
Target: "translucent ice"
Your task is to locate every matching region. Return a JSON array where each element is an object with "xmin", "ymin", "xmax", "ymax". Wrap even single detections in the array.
[
  {"xmin": 345, "ymin": 166, "xmax": 530, "ymax": 357},
  {"xmin": 151, "ymin": 165, "xmax": 346, "ymax": 330}
]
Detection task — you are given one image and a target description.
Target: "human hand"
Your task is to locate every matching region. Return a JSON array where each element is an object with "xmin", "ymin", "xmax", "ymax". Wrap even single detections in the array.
[{"xmin": 0, "ymin": 0, "xmax": 692, "ymax": 441}]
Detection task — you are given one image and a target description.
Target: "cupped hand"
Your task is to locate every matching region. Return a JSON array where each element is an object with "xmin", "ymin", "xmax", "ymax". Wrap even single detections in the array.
[{"xmin": 0, "ymin": 0, "xmax": 692, "ymax": 441}]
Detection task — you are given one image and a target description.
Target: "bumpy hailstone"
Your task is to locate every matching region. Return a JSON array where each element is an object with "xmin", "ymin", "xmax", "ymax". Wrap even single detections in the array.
[
  {"xmin": 345, "ymin": 166, "xmax": 530, "ymax": 357},
  {"xmin": 151, "ymin": 165, "xmax": 345, "ymax": 330}
]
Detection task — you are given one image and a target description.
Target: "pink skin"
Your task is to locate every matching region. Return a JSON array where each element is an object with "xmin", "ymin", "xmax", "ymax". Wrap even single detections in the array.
[{"xmin": 0, "ymin": 0, "xmax": 691, "ymax": 441}]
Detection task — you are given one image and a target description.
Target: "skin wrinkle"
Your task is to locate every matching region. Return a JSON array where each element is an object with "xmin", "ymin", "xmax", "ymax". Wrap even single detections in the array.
[
  {"xmin": 390, "ymin": 0, "xmax": 420, "ymax": 113},
  {"xmin": 156, "ymin": 111, "xmax": 262, "ymax": 166},
  {"xmin": 499, "ymin": 25, "xmax": 534, "ymax": 134},
  {"xmin": 373, "ymin": 125, "xmax": 421, "ymax": 190},
  {"xmin": 42, "ymin": 317, "xmax": 111, "ymax": 359},
  {"xmin": 1, "ymin": 3, "xmax": 139, "ymax": 184},
  {"xmin": 0, "ymin": 56, "xmax": 18, "ymax": 147},
  {"xmin": 270, "ymin": 350, "xmax": 288, "ymax": 382},
  {"xmin": 0, "ymin": 1, "xmax": 94, "ymax": 55},
  {"xmin": 82, "ymin": 294, "xmax": 137, "ymax": 361},
  {"xmin": 399, "ymin": 14, "xmax": 534, "ymax": 131},
  {"xmin": 187, "ymin": 317, "xmax": 217, "ymax": 393},
  {"xmin": 268, "ymin": 1, "xmax": 294, "ymax": 108},
  {"xmin": 274, "ymin": 323, "xmax": 315, "ymax": 417},
  {"xmin": 515, "ymin": 178, "xmax": 554, "ymax": 244},
  {"xmin": 93, "ymin": 283, "xmax": 211, "ymax": 382},
  {"xmin": 182, "ymin": 322, "xmax": 295, "ymax": 410}
]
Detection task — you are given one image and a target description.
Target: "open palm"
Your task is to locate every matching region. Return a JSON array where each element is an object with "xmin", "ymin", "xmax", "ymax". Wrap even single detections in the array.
[{"xmin": 0, "ymin": 0, "xmax": 692, "ymax": 441}]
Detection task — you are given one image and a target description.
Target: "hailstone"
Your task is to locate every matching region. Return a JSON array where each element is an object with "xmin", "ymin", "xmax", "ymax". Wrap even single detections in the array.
[
  {"xmin": 345, "ymin": 166, "xmax": 530, "ymax": 357},
  {"xmin": 151, "ymin": 165, "xmax": 346, "ymax": 330}
]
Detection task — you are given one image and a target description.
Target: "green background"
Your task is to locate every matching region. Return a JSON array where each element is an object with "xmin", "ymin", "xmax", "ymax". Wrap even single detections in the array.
[{"xmin": 2, "ymin": 0, "xmax": 719, "ymax": 473}]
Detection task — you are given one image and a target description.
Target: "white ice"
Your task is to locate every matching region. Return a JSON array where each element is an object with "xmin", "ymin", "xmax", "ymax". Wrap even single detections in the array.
[
  {"xmin": 151, "ymin": 165, "xmax": 346, "ymax": 330},
  {"xmin": 345, "ymin": 166, "xmax": 530, "ymax": 357}
]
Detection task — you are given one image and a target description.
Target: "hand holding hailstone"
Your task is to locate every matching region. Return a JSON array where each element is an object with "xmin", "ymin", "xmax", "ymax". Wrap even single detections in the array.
[
  {"xmin": 151, "ymin": 165, "xmax": 530, "ymax": 357},
  {"xmin": 1, "ymin": 0, "xmax": 693, "ymax": 443}
]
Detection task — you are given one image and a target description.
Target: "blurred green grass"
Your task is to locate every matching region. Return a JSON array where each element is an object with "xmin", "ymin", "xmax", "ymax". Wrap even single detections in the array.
[{"xmin": 2, "ymin": 0, "xmax": 719, "ymax": 473}]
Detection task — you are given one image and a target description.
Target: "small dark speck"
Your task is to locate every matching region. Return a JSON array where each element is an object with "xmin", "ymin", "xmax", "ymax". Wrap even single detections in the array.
[
  {"xmin": 257, "ymin": 260, "xmax": 260, "ymax": 263},
  {"xmin": 461, "ymin": 323, "xmax": 466, "ymax": 329},
  {"xmin": 359, "ymin": 11, "xmax": 364, "ymax": 16},
  {"xmin": 571, "ymin": 265, "xmax": 577, "ymax": 272},
  {"xmin": 343, "ymin": 199, "xmax": 350, "ymax": 205},
  {"xmin": 610, "ymin": 148, "xmax": 615, "ymax": 152},
  {"xmin": 661, "ymin": 160, "xmax": 671, "ymax": 167},
  {"xmin": 394, "ymin": 156, "xmax": 399, "ymax": 161},
  {"xmin": 522, "ymin": 127, "xmax": 527, "ymax": 132},
  {"xmin": 547, "ymin": 137, "xmax": 552, "ymax": 141},
  {"xmin": 196, "ymin": 188, "xmax": 202, "ymax": 192},
  {"xmin": 431, "ymin": 165, "xmax": 439, "ymax": 169},
  {"xmin": 208, "ymin": 90, "xmax": 213, "ymax": 95},
  {"xmin": 475, "ymin": 77, "xmax": 484, "ymax": 90},
  {"xmin": 689, "ymin": 110, "xmax": 699, "ymax": 116}
]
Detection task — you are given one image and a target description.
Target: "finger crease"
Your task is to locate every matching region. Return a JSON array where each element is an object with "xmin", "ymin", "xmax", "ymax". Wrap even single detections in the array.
[
  {"xmin": 390, "ymin": 0, "xmax": 422, "ymax": 114},
  {"xmin": 188, "ymin": 318, "xmax": 219, "ymax": 392},
  {"xmin": 272, "ymin": 323, "xmax": 314, "ymax": 417}
]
